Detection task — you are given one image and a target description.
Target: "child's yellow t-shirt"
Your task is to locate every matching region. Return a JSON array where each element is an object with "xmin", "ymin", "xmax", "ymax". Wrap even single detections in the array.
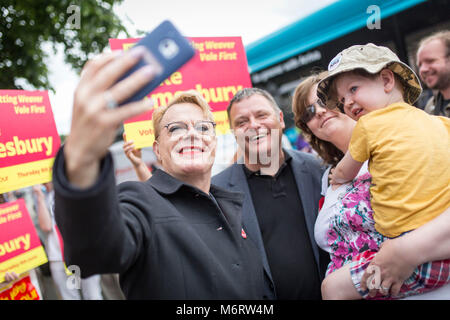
[{"xmin": 349, "ymin": 102, "xmax": 450, "ymax": 238}]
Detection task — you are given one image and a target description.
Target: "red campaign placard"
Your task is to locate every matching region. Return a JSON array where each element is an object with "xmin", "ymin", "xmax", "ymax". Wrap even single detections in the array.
[
  {"xmin": 0, "ymin": 90, "xmax": 60, "ymax": 168},
  {"xmin": 0, "ymin": 199, "xmax": 48, "ymax": 282},
  {"xmin": 0, "ymin": 90, "xmax": 61, "ymax": 193},
  {"xmin": 0, "ymin": 274, "xmax": 40, "ymax": 300},
  {"xmin": 109, "ymin": 36, "xmax": 252, "ymax": 148}
]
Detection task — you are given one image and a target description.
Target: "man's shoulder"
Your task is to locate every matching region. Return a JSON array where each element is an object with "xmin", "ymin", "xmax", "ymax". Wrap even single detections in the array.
[
  {"xmin": 212, "ymin": 163, "xmax": 241, "ymax": 185},
  {"xmin": 286, "ymin": 149, "xmax": 326, "ymax": 180},
  {"xmin": 287, "ymin": 149, "xmax": 322, "ymax": 167}
]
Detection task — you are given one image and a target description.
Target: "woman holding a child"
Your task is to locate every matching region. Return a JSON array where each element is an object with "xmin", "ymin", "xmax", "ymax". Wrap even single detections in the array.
[{"xmin": 292, "ymin": 43, "xmax": 450, "ymax": 300}]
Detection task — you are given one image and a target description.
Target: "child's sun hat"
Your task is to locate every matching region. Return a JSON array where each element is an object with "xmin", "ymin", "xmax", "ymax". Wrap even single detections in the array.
[{"xmin": 317, "ymin": 43, "xmax": 422, "ymax": 107}]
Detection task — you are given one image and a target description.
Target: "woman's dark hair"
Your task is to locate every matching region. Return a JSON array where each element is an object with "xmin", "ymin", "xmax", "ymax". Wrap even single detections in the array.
[{"xmin": 291, "ymin": 72, "xmax": 344, "ymax": 166}]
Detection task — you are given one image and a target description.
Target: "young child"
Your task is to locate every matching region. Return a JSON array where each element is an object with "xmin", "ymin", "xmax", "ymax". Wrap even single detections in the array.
[{"xmin": 316, "ymin": 43, "xmax": 450, "ymax": 299}]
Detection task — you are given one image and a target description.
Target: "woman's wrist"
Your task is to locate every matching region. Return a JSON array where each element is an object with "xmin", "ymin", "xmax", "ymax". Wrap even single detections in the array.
[
  {"xmin": 64, "ymin": 143, "xmax": 100, "ymax": 189},
  {"xmin": 133, "ymin": 161, "xmax": 145, "ymax": 169},
  {"xmin": 395, "ymin": 207, "xmax": 450, "ymax": 266},
  {"xmin": 394, "ymin": 231, "xmax": 428, "ymax": 267}
]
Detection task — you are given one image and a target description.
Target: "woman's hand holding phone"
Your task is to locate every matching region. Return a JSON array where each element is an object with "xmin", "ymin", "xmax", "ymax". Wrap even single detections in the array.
[
  {"xmin": 64, "ymin": 46, "xmax": 156, "ymax": 189},
  {"xmin": 63, "ymin": 21, "xmax": 194, "ymax": 188}
]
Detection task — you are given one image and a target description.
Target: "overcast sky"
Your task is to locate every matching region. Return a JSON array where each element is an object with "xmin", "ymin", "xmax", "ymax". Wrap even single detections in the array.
[{"xmin": 47, "ymin": 0, "xmax": 337, "ymax": 135}]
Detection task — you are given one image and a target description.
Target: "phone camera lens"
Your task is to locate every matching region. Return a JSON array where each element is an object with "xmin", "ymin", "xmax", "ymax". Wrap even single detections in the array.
[{"xmin": 159, "ymin": 39, "xmax": 179, "ymax": 59}]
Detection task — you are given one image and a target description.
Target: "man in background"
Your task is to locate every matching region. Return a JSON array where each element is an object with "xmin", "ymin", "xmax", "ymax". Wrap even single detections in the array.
[{"xmin": 416, "ymin": 30, "xmax": 450, "ymax": 117}]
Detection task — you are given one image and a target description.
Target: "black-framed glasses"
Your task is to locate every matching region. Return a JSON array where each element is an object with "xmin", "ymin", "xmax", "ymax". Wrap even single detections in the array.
[
  {"xmin": 163, "ymin": 120, "xmax": 216, "ymax": 138},
  {"xmin": 301, "ymin": 99, "xmax": 326, "ymax": 123}
]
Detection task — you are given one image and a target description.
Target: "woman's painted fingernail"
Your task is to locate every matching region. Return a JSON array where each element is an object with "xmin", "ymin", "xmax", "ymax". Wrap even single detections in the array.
[
  {"xmin": 140, "ymin": 65, "xmax": 154, "ymax": 77},
  {"xmin": 129, "ymin": 46, "xmax": 146, "ymax": 58}
]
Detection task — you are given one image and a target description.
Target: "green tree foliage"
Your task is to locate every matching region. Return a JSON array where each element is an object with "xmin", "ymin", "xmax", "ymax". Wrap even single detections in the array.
[{"xmin": 0, "ymin": 0, "xmax": 127, "ymax": 91}]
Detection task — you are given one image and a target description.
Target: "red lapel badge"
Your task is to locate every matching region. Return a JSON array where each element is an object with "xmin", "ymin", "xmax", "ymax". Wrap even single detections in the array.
[{"xmin": 241, "ymin": 228, "xmax": 247, "ymax": 239}]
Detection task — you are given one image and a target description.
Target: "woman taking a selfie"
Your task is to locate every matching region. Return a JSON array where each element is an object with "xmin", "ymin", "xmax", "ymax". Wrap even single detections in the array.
[{"xmin": 52, "ymin": 46, "xmax": 265, "ymax": 299}]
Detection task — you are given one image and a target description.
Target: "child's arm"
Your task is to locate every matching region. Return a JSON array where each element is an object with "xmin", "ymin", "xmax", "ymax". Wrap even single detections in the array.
[{"xmin": 329, "ymin": 150, "xmax": 364, "ymax": 185}]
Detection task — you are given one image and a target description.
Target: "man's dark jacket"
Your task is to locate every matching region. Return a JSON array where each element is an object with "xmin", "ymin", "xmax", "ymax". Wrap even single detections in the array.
[
  {"xmin": 53, "ymin": 147, "xmax": 265, "ymax": 299},
  {"xmin": 424, "ymin": 90, "xmax": 450, "ymax": 117},
  {"xmin": 212, "ymin": 149, "xmax": 329, "ymax": 299}
]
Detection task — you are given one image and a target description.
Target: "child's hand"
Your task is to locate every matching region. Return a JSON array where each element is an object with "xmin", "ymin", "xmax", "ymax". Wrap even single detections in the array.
[{"xmin": 329, "ymin": 168, "xmax": 343, "ymax": 186}]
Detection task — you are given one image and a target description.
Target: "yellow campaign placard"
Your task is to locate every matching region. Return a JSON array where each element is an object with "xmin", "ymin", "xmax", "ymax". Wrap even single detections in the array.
[
  {"xmin": 0, "ymin": 158, "xmax": 54, "ymax": 194},
  {"xmin": 123, "ymin": 120, "xmax": 155, "ymax": 150},
  {"xmin": 123, "ymin": 110, "xmax": 230, "ymax": 149},
  {"xmin": 0, "ymin": 247, "xmax": 48, "ymax": 283},
  {"xmin": 0, "ymin": 272, "xmax": 41, "ymax": 300},
  {"xmin": 0, "ymin": 90, "xmax": 61, "ymax": 193},
  {"xmin": 0, "ymin": 199, "xmax": 48, "ymax": 283},
  {"xmin": 213, "ymin": 110, "xmax": 231, "ymax": 136},
  {"xmin": 109, "ymin": 36, "xmax": 251, "ymax": 149}
]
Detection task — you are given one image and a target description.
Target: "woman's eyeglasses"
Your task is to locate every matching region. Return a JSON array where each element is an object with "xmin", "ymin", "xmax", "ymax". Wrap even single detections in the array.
[
  {"xmin": 301, "ymin": 99, "xmax": 326, "ymax": 123},
  {"xmin": 163, "ymin": 120, "xmax": 216, "ymax": 139}
]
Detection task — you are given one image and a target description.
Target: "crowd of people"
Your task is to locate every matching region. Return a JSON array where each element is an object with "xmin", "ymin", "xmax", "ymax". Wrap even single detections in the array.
[{"xmin": 2, "ymin": 29, "xmax": 449, "ymax": 300}]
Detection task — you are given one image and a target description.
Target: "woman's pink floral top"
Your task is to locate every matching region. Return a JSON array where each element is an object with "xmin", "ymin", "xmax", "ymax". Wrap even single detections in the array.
[{"xmin": 325, "ymin": 170, "xmax": 385, "ymax": 276}]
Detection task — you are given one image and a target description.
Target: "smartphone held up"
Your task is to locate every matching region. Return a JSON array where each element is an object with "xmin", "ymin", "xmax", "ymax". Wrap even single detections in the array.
[{"xmin": 115, "ymin": 20, "xmax": 195, "ymax": 107}]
